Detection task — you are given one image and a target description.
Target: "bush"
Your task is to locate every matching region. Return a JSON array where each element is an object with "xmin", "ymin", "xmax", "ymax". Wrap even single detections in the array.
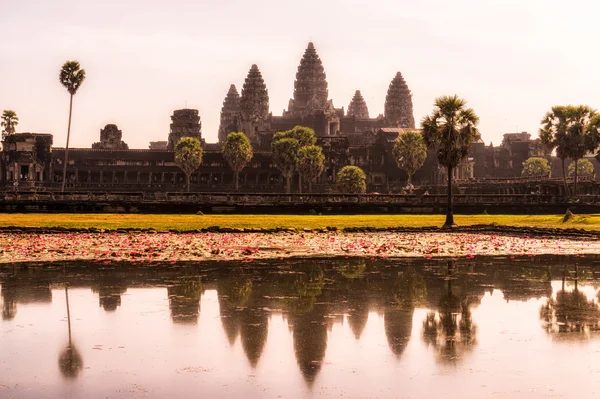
[{"xmin": 337, "ymin": 166, "xmax": 367, "ymax": 194}]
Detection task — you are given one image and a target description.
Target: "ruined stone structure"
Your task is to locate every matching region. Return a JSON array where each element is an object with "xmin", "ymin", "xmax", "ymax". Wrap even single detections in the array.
[
  {"xmin": 92, "ymin": 124, "xmax": 129, "ymax": 150},
  {"xmin": 168, "ymin": 109, "xmax": 202, "ymax": 150},
  {"xmin": 384, "ymin": 72, "xmax": 415, "ymax": 128},
  {"xmin": 0, "ymin": 42, "xmax": 585, "ymax": 195},
  {"xmin": 218, "ymin": 84, "xmax": 241, "ymax": 143},
  {"xmin": 239, "ymin": 65, "xmax": 270, "ymax": 144},
  {"xmin": 347, "ymin": 90, "xmax": 370, "ymax": 120}
]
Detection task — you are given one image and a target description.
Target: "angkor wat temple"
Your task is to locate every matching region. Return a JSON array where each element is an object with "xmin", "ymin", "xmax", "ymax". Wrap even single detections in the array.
[{"xmin": 1, "ymin": 42, "xmax": 590, "ymax": 193}]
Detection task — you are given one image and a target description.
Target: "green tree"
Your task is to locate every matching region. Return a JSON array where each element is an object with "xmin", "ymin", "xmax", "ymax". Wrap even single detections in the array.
[
  {"xmin": 59, "ymin": 61, "xmax": 86, "ymax": 192},
  {"xmin": 174, "ymin": 137, "xmax": 204, "ymax": 192},
  {"xmin": 298, "ymin": 145, "xmax": 325, "ymax": 192},
  {"xmin": 521, "ymin": 157, "xmax": 551, "ymax": 178},
  {"xmin": 272, "ymin": 126, "xmax": 317, "ymax": 193},
  {"xmin": 1, "ymin": 110, "xmax": 18, "ymax": 139},
  {"xmin": 272, "ymin": 137, "xmax": 299, "ymax": 194},
  {"xmin": 540, "ymin": 105, "xmax": 600, "ymax": 196},
  {"xmin": 223, "ymin": 132, "xmax": 253, "ymax": 191},
  {"xmin": 421, "ymin": 95, "xmax": 480, "ymax": 228},
  {"xmin": 337, "ymin": 165, "xmax": 367, "ymax": 194},
  {"xmin": 392, "ymin": 130, "xmax": 427, "ymax": 184},
  {"xmin": 568, "ymin": 159, "xmax": 595, "ymax": 179}
]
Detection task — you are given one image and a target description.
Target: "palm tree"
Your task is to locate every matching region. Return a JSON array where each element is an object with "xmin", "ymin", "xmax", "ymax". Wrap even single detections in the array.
[
  {"xmin": 1, "ymin": 110, "xmax": 19, "ymax": 140},
  {"xmin": 421, "ymin": 95, "xmax": 480, "ymax": 228},
  {"xmin": 540, "ymin": 105, "xmax": 599, "ymax": 196},
  {"xmin": 59, "ymin": 61, "xmax": 86, "ymax": 192}
]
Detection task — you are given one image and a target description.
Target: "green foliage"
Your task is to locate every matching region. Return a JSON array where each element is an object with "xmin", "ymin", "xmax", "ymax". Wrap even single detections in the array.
[
  {"xmin": 521, "ymin": 157, "xmax": 551, "ymax": 178},
  {"xmin": 421, "ymin": 95, "xmax": 480, "ymax": 169},
  {"xmin": 271, "ymin": 137, "xmax": 299, "ymax": 193},
  {"xmin": 568, "ymin": 159, "xmax": 595, "ymax": 178},
  {"xmin": 274, "ymin": 125, "xmax": 317, "ymax": 147},
  {"xmin": 223, "ymin": 132, "xmax": 253, "ymax": 190},
  {"xmin": 421, "ymin": 95, "xmax": 479, "ymax": 227},
  {"xmin": 1, "ymin": 110, "xmax": 18, "ymax": 136},
  {"xmin": 540, "ymin": 105, "xmax": 599, "ymax": 195},
  {"xmin": 392, "ymin": 131, "xmax": 427, "ymax": 183},
  {"xmin": 337, "ymin": 166, "xmax": 367, "ymax": 194},
  {"xmin": 175, "ymin": 137, "xmax": 204, "ymax": 191},
  {"xmin": 298, "ymin": 145, "xmax": 325, "ymax": 189},
  {"xmin": 59, "ymin": 61, "xmax": 86, "ymax": 95},
  {"xmin": 272, "ymin": 126, "xmax": 319, "ymax": 193}
]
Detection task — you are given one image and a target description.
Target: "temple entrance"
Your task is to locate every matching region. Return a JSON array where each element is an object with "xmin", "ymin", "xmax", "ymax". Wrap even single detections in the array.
[{"xmin": 20, "ymin": 165, "xmax": 29, "ymax": 181}]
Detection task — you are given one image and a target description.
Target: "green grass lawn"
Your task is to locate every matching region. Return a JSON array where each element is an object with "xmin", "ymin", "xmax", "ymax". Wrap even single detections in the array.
[{"xmin": 0, "ymin": 213, "xmax": 599, "ymax": 231}]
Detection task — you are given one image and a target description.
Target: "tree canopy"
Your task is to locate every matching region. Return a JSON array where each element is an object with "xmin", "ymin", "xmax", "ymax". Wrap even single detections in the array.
[
  {"xmin": 271, "ymin": 126, "xmax": 318, "ymax": 193},
  {"xmin": 59, "ymin": 61, "xmax": 86, "ymax": 95},
  {"xmin": 540, "ymin": 105, "xmax": 599, "ymax": 195},
  {"xmin": 297, "ymin": 145, "xmax": 325, "ymax": 192},
  {"xmin": 175, "ymin": 137, "xmax": 204, "ymax": 192},
  {"xmin": 272, "ymin": 137, "xmax": 300, "ymax": 193},
  {"xmin": 392, "ymin": 131, "xmax": 427, "ymax": 184},
  {"xmin": 1, "ymin": 110, "xmax": 18, "ymax": 138},
  {"xmin": 421, "ymin": 95, "xmax": 479, "ymax": 227},
  {"xmin": 568, "ymin": 159, "xmax": 595, "ymax": 179},
  {"xmin": 337, "ymin": 166, "xmax": 367, "ymax": 194},
  {"xmin": 521, "ymin": 157, "xmax": 551, "ymax": 178},
  {"xmin": 223, "ymin": 132, "xmax": 253, "ymax": 190}
]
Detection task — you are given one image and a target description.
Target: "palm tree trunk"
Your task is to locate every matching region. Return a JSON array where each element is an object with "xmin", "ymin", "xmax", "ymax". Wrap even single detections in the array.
[
  {"xmin": 298, "ymin": 173, "xmax": 302, "ymax": 194},
  {"xmin": 286, "ymin": 175, "xmax": 291, "ymax": 194},
  {"xmin": 444, "ymin": 166, "xmax": 455, "ymax": 228},
  {"xmin": 234, "ymin": 172, "xmax": 239, "ymax": 191},
  {"xmin": 561, "ymin": 158, "xmax": 570, "ymax": 197},
  {"xmin": 574, "ymin": 159, "xmax": 579, "ymax": 197},
  {"xmin": 61, "ymin": 94, "xmax": 74, "ymax": 192},
  {"xmin": 186, "ymin": 174, "xmax": 190, "ymax": 192},
  {"xmin": 308, "ymin": 180, "xmax": 312, "ymax": 193},
  {"xmin": 65, "ymin": 285, "xmax": 72, "ymax": 346}
]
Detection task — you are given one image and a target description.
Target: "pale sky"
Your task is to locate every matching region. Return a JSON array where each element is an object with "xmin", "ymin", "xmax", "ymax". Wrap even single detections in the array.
[{"xmin": 1, "ymin": 0, "xmax": 599, "ymax": 148}]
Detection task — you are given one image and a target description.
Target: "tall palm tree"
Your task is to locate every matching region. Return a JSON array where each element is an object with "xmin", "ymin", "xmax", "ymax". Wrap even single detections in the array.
[
  {"xmin": 421, "ymin": 95, "xmax": 480, "ymax": 228},
  {"xmin": 59, "ymin": 61, "xmax": 86, "ymax": 192},
  {"xmin": 1, "ymin": 110, "xmax": 19, "ymax": 140},
  {"xmin": 540, "ymin": 105, "xmax": 599, "ymax": 197}
]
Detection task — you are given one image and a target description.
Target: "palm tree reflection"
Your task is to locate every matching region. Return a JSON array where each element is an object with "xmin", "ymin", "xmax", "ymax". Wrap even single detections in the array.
[
  {"xmin": 540, "ymin": 264, "xmax": 600, "ymax": 338},
  {"xmin": 421, "ymin": 261, "xmax": 477, "ymax": 364},
  {"xmin": 58, "ymin": 285, "xmax": 83, "ymax": 378}
]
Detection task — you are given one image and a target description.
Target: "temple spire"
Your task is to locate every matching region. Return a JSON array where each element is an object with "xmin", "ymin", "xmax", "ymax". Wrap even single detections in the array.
[
  {"xmin": 384, "ymin": 72, "xmax": 415, "ymax": 128},
  {"xmin": 218, "ymin": 84, "xmax": 241, "ymax": 143},
  {"xmin": 286, "ymin": 42, "xmax": 328, "ymax": 117},
  {"xmin": 239, "ymin": 64, "xmax": 269, "ymax": 142},
  {"xmin": 347, "ymin": 90, "xmax": 370, "ymax": 120}
]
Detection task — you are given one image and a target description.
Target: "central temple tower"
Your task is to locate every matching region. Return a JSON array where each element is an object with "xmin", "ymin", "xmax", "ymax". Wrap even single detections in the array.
[{"xmin": 285, "ymin": 42, "xmax": 329, "ymax": 117}]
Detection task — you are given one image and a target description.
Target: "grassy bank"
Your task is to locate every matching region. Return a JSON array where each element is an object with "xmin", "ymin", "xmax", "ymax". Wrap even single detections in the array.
[{"xmin": 1, "ymin": 213, "xmax": 600, "ymax": 231}]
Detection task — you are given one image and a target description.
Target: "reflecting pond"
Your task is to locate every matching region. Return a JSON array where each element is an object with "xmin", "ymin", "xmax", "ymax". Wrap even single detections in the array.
[{"xmin": 2, "ymin": 256, "xmax": 600, "ymax": 398}]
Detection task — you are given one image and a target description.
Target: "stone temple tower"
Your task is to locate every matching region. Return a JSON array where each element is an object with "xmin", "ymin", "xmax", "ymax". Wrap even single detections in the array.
[
  {"xmin": 218, "ymin": 84, "xmax": 241, "ymax": 143},
  {"xmin": 168, "ymin": 109, "xmax": 202, "ymax": 150},
  {"xmin": 384, "ymin": 72, "xmax": 415, "ymax": 128},
  {"xmin": 285, "ymin": 42, "xmax": 329, "ymax": 117},
  {"xmin": 239, "ymin": 64, "xmax": 270, "ymax": 143},
  {"xmin": 347, "ymin": 90, "xmax": 370, "ymax": 120}
]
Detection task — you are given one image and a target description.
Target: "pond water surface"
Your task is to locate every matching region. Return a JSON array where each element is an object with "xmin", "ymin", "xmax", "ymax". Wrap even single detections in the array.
[{"xmin": 1, "ymin": 256, "xmax": 600, "ymax": 398}]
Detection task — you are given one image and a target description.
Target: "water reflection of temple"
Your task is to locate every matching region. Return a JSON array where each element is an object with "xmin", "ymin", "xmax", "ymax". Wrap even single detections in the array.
[{"xmin": 2, "ymin": 257, "xmax": 600, "ymax": 384}]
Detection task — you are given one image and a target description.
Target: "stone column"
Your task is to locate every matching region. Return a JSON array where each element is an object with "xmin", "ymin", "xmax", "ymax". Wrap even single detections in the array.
[
  {"xmin": 137, "ymin": 172, "xmax": 140, "ymax": 184},
  {"xmin": 161, "ymin": 172, "xmax": 165, "ymax": 183},
  {"xmin": 100, "ymin": 170, "xmax": 103, "ymax": 183},
  {"xmin": 149, "ymin": 172, "xmax": 153, "ymax": 184},
  {"xmin": 124, "ymin": 171, "xmax": 128, "ymax": 183},
  {"xmin": 112, "ymin": 171, "xmax": 116, "ymax": 183}
]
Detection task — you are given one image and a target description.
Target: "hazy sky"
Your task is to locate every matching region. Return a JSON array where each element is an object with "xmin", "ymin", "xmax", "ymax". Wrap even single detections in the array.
[{"xmin": 1, "ymin": 0, "xmax": 599, "ymax": 148}]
